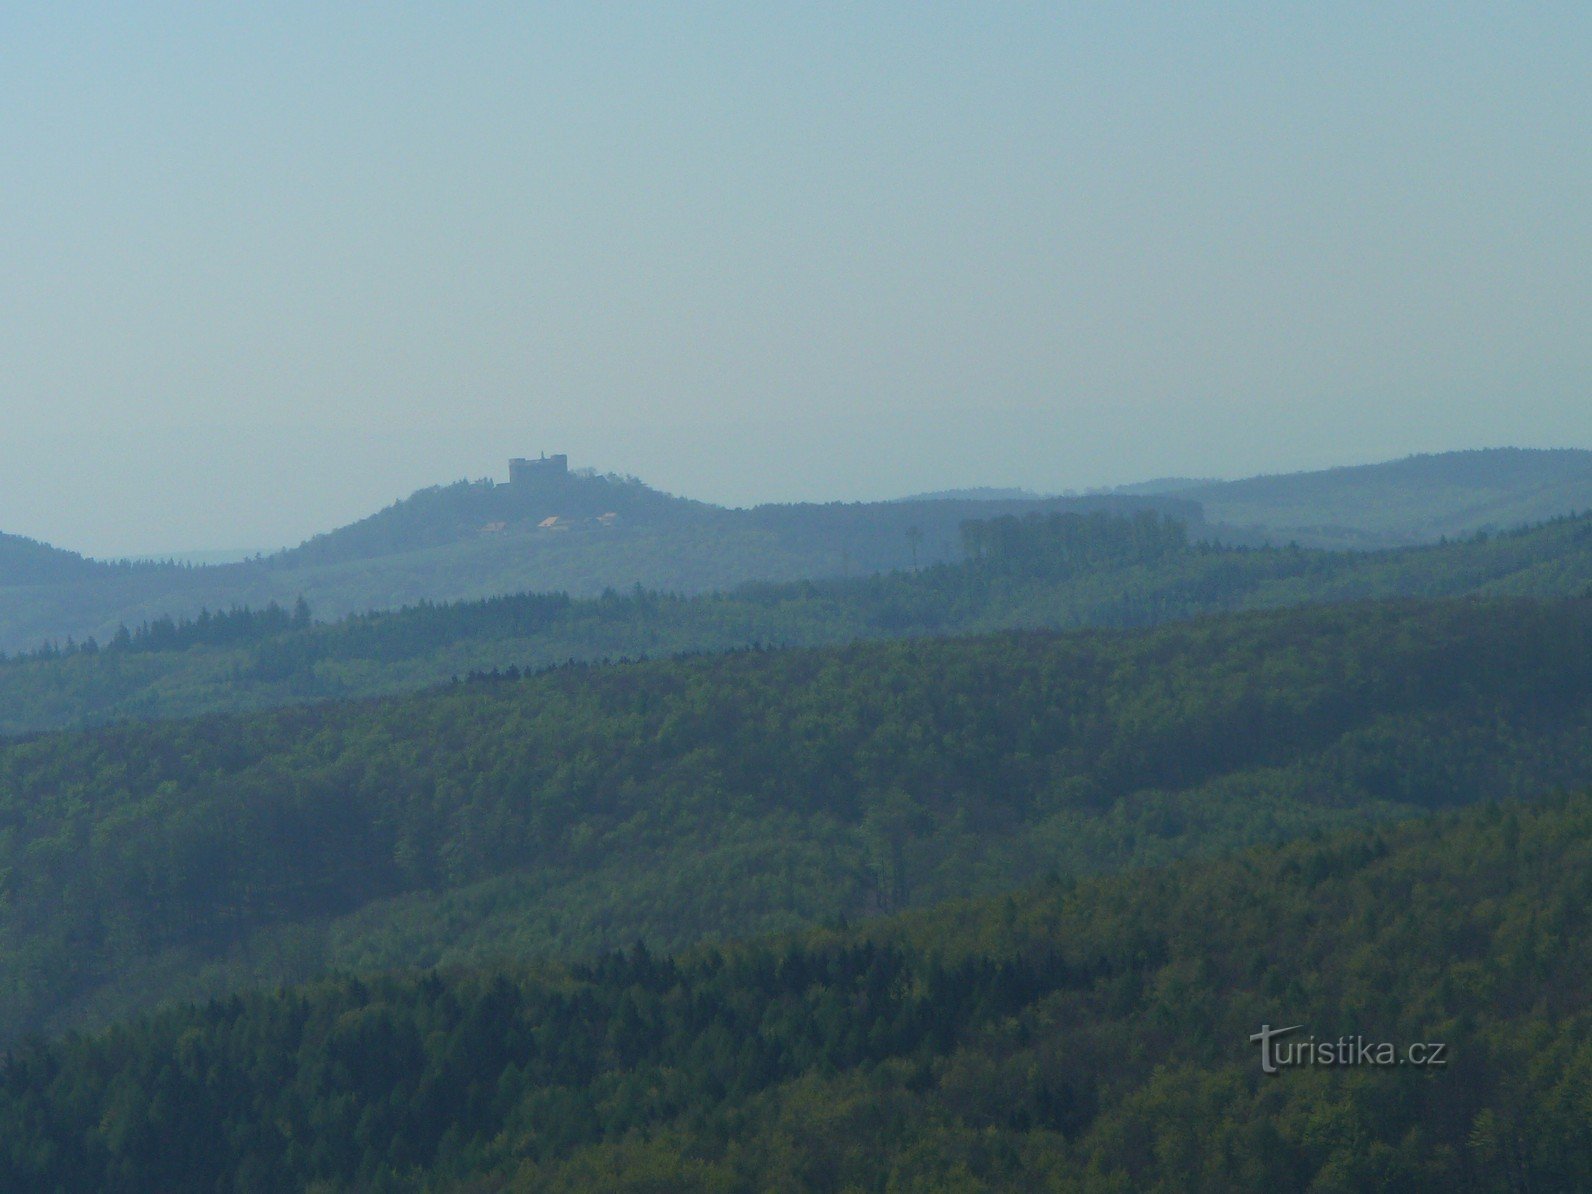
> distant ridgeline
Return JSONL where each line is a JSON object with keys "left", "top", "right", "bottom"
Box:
{"left": 0, "top": 507, "right": 1193, "bottom": 667}
{"left": 6, "top": 447, "right": 1591, "bottom": 666}
{"left": 1177, "top": 446, "right": 1592, "bottom": 547}
{"left": 2, "top": 507, "right": 1592, "bottom": 740}
{"left": 0, "top": 456, "right": 1197, "bottom": 656}
{"left": 267, "top": 456, "right": 1200, "bottom": 572}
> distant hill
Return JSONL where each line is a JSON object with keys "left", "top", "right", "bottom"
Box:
{"left": 1177, "top": 447, "right": 1592, "bottom": 547}
{"left": 0, "top": 531, "right": 106, "bottom": 585}
{"left": 272, "top": 468, "right": 711, "bottom": 569}
{"left": 903, "top": 449, "right": 1592, "bottom": 548}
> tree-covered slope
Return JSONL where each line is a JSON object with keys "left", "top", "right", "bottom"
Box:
{"left": 270, "top": 470, "right": 716, "bottom": 568}
{"left": 1179, "top": 446, "right": 1592, "bottom": 547}
{"left": 3, "top": 788, "right": 1588, "bottom": 1191}
{"left": 4, "top": 595, "right": 1592, "bottom": 1046}
{"left": 5, "top": 507, "right": 1592, "bottom": 737}
{"left": 0, "top": 531, "right": 106, "bottom": 585}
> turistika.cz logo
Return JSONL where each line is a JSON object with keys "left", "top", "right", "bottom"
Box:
{"left": 1249, "top": 1024, "right": 1447, "bottom": 1074}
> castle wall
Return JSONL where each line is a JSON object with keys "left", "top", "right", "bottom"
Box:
{"left": 509, "top": 455, "right": 568, "bottom": 485}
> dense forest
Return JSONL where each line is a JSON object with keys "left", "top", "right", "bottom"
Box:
{"left": 2, "top": 788, "right": 1586, "bottom": 1190}
{"left": 3, "top": 593, "right": 1592, "bottom": 1048}
{"left": 4, "top": 506, "right": 1592, "bottom": 736}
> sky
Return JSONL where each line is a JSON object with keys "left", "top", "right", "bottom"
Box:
{"left": 2, "top": 3, "right": 1587, "bottom": 557}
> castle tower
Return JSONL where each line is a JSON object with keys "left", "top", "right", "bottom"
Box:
{"left": 509, "top": 453, "right": 568, "bottom": 485}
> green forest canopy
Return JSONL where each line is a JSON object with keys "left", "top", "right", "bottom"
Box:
{"left": 3, "top": 593, "right": 1592, "bottom": 1047}
{"left": 3, "top": 787, "right": 1587, "bottom": 1191}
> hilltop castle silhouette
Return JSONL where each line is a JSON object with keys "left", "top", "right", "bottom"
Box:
{"left": 508, "top": 454, "right": 568, "bottom": 485}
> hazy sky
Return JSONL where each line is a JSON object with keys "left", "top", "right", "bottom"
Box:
{"left": 3, "top": 4, "right": 1587, "bottom": 556}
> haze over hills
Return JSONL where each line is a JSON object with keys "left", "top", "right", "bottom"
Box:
{"left": 0, "top": 458, "right": 1187, "bottom": 654}
{"left": 897, "top": 448, "right": 1592, "bottom": 537}
{"left": 1101, "top": 476, "right": 1216, "bottom": 496}
{"left": 265, "top": 457, "right": 1191, "bottom": 574}
{"left": 1167, "top": 447, "right": 1592, "bottom": 548}
{"left": 896, "top": 486, "right": 1045, "bottom": 502}
{"left": 898, "top": 448, "right": 1592, "bottom": 548}
{"left": 1, "top": 446, "right": 1588, "bottom": 656}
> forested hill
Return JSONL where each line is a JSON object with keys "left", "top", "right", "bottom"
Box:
{"left": 1176, "top": 446, "right": 1592, "bottom": 547}
{"left": 2, "top": 786, "right": 1587, "bottom": 1190}
{"left": 0, "top": 475, "right": 1183, "bottom": 653}
{"left": 0, "top": 531, "right": 107, "bottom": 584}
{"left": 4, "top": 594, "right": 1592, "bottom": 1045}
{"left": 269, "top": 470, "right": 713, "bottom": 568}
{"left": 4, "top": 507, "right": 1592, "bottom": 737}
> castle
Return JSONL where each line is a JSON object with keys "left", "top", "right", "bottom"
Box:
{"left": 508, "top": 454, "right": 568, "bottom": 485}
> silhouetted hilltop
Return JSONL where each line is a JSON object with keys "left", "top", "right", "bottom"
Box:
{"left": 272, "top": 464, "right": 711, "bottom": 569}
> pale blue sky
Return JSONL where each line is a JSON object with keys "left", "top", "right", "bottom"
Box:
{"left": 2, "top": 3, "right": 1586, "bottom": 555}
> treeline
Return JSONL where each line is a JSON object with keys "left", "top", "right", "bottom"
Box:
{"left": 0, "top": 598, "right": 314, "bottom": 665}
{"left": 0, "top": 530, "right": 209, "bottom": 586}
{"left": 247, "top": 591, "right": 571, "bottom": 681}
{"left": 2, "top": 788, "right": 1587, "bottom": 1190}
{"left": 4, "top": 596, "right": 1592, "bottom": 1044}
